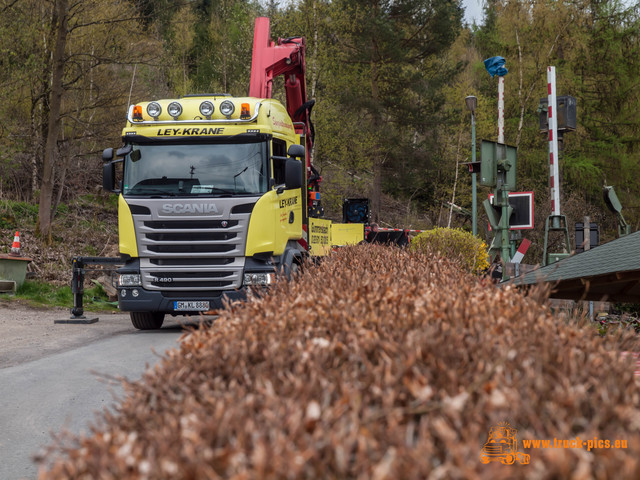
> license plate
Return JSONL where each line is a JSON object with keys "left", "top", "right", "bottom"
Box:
{"left": 174, "top": 301, "right": 210, "bottom": 311}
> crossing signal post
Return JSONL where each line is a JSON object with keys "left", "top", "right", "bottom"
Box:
{"left": 481, "top": 140, "right": 517, "bottom": 280}
{"left": 465, "top": 95, "right": 479, "bottom": 236}
{"left": 488, "top": 191, "right": 535, "bottom": 276}
{"left": 538, "top": 67, "right": 575, "bottom": 265}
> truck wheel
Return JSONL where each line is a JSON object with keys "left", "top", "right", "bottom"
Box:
{"left": 279, "top": 257, "right": 299, "bottom": 281}
{"left": 288, "top": 260, "right": 300, "bottom": 280}
{"left": 130, "top": 312, "right": 165, "bottom": 330}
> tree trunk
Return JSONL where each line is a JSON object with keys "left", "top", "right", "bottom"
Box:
{"left": 51, "top": 153, "right": 69, "bottom": 223}
{"left": 37, "top": 0, "right": 68, "bottom": 243}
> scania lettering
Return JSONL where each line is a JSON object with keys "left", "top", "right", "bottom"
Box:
{"left": 161, "top": 203, "right": 220, "bottom": 215}
{"left": 102, "top": 18, "right": 364, "bottom": 329}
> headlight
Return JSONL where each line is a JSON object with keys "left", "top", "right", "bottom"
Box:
{"left": 220, "top": 100, "right": 235, "bottom": 117}
{"left": 243, "top": 273, "right": 274, "bottom": 286}
{"left": 147, "top": 102, "right": 162, "bottom": 118}
{"left": 199, "top": 101, "right": 214, "bottom": 117}
{"left": 168, "top": 101, "right": 183, "bottom": 119}
{"left": 119, "top": 274, "right": 142, "bottom": 287}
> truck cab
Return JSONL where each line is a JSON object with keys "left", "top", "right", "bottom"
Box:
{"left": 103, "top": 95, "right": 306, "bottom": 329}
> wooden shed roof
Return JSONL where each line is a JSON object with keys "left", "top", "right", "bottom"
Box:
{"left": 511, "top": 230, "right": 640, "bottom": 303}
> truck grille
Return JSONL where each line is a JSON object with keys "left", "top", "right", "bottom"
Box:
{"left": 147, "top": 244, "right": 236, "bottom": 254}
{"left": 127, "top": 198, "right": 256, "bottom": 292}
{"left": 150, "top": 271, "right": 235, "bottom": 289}
{"left": 144, "top": 220, "right": 239, "bottom": 229}
{"left": 149, "top": 258, "right": 233, "bottom": 266}
{"left": 146, "top": 232, "right": 237, "bottom": 242}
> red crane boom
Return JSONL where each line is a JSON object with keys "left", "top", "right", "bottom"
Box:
{"left": 249, "top": 17, "right": 315, "bottom": 180}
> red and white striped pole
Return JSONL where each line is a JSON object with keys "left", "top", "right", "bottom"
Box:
{"left": 547, "top": 66, "right": 560, "bottom": 216}
{"left": 511, "top": 238, "right": 531, "bottom": 264}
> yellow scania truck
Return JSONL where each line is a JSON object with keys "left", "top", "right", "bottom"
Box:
{"left": 102, "top": 18, "right": 363, "bottom": 329}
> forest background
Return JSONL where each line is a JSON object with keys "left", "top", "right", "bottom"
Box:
{"left": 0, "top": 0, "right": 639, "bottom": 266}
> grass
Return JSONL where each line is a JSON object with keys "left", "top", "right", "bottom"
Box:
{"left": 0, "top": 200, "right": 39, "bottom": 229}
{"left": 1, "top": 280, "right": 119, "bottom": 312}
{"left": 0, "top": 195, "right": 120, "bottom": 312}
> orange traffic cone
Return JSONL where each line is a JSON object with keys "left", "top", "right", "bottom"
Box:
{"left": 9, "top": 231, "right": 20, "bottom": 257}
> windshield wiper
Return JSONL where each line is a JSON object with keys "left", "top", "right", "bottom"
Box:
{"left": 212, "top": 186, "right": 236, "bottom": 194}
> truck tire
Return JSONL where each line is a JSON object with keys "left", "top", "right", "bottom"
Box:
{"left": 286, "top": 260, "right": 299, "bottom": 280}
{"left": 130, "top": 312, "right": 165, "bottom": 330}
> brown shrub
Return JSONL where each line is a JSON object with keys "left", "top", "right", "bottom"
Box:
{"left": 40, "top": 245, "right": 640, "bottom": 479}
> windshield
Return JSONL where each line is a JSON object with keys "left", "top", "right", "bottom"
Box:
{"left": 123, "top": 142, "right": 268, "bottom": 196}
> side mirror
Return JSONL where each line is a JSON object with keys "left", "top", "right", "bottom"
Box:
{"left": 284, "top": 159, "right": 303, "bottom": 190}
{"left": 287, "top": 144, "right": 305, "bottom": 159}
{"left": 103, "top": 161, "right": 121, "bottom": 194}
{"left": 102, "top": 148, "right": 114, "bottom": 162}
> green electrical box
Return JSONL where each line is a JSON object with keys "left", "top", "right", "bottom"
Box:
{"left": 480, "top": 140, "right": 517, "bottom": 190}
{"left": 480, "top": 141, "right": 497, "bottom": 187}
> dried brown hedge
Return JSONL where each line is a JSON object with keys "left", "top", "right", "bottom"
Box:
{"left": 40, "top": 245, "right": 640, "bottom": 479}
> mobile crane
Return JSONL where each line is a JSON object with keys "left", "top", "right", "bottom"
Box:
{"left": 101, "top": 17, "right": 363, "bottom": 329}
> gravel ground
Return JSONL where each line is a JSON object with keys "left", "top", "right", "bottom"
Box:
{"left": 0, "top": 299, "right": 211, "bottom": 369}
{"left": 0, "top": 299, "right": 136, "bottom": 369}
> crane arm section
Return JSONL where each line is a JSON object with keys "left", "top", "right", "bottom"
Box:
{"left": 250, "top": 17, "right": 314, "bottom": 166}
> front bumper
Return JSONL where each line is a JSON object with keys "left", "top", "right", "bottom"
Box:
{"left": 117, "top": 286, "right": 248, "bottom": 314}
{"left": 116, "top": 256, "right": 276, "bottom": 314}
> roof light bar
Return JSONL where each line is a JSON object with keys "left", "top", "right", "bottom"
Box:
{"left": 126, "top": 101, "right": 262, "bottom": 124}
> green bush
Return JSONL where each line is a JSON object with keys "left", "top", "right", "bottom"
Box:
{"left": 410, "top": 227, "right": 489, "bottom": 274}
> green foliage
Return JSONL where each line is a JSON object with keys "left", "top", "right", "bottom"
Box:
{"left": 8, "top": 280, "right": 117, "bottom": 311}
{"left": 0, "top": 0, "right": 161, "bottom": 238}
{"left": 309, "top": 0, "right": 463, "bottom": 219}
{"left": 410, "top": 227, "right": 489, "bottom": 273}
{"left": 157, "top": 0, "right": 258, "bottom": 96}
{"left": 75, "top": 193, "right": 118, "bottom": 213}
{"left": 563, "top": 154, "right": 603, "bottom": 194}
{"left": 0, "top": 0, "right": 639, "bottom": 243}
{"left": 0, "top": 200, "right": 39, "bottom": 229}
{"left": 0, "top": 196, "right": 116, "bottom": 231}
{"left": 455, "top": 0, "right": 640, "bottom": 246}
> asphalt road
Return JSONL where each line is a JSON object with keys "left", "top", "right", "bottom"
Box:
{"left": 0, "top": 302, "right": 207, "bottom": 480}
